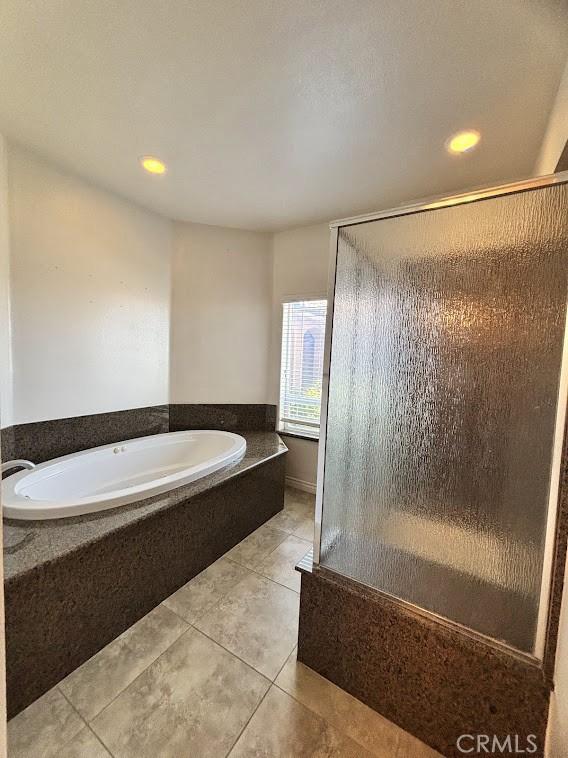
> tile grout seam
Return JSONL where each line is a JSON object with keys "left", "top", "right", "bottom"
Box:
{"left": 83, "top": 623, "right": 192, "bottom": 730}
{"left": 57, "top": 686, "right": 117, "bottom": 758}
{"left": 222, "top": 683, "right": 273, "bottom": 758}
{"left": 224, "top": 516, "right": 314, "bottom": 591}
{"left": 224, "top": 554, "right": 304, "bottom": 594}
{"left": 270, "top": 681, "right": 381, "bottom": 757}
{"left": 269, "top": 679, "right": 403, "bottom": 758}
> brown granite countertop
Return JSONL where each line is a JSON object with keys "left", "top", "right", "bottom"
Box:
{"left": 3, "top": 431, "right": 287, "bottom": 582}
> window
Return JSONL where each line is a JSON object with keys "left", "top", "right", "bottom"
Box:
{"left": 279, "top": 298, "right": 327, "bottom": 438}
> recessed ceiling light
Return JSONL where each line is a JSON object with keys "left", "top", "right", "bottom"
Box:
{"left": 446, "top": 130, "right": 481, "bottom": 155}
{"left": 140, "top": 156, "right": 167, "bottom": 175}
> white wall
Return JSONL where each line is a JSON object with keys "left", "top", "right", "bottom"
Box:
{"left": 270, "top": 222, "right": 330, "bottom": 488}
{"left": 535, "top": 58, "right": 568, "bottom": 175}
{"left": 3, "top": 142, "right": 329, "bottom": 496}
{"left": 170, "top": 222, "right": 272, "bottom": 403}
{"left": 0, "top": 137, "right": 13, "bottom": 429}
{"left": 7, "top": 145, "right": 172, "bottom": 425}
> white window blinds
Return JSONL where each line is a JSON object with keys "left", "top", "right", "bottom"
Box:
{"left": 279, "top": 299, "right": 327, "bottom": 437}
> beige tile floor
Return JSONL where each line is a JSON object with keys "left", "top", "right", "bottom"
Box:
{"left": 8, "top": 488, "right": 441, "bottom": 758}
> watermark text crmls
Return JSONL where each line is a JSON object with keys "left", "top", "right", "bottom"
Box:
{"left": 456, "top": 734, "right": 538, "bottom": 754}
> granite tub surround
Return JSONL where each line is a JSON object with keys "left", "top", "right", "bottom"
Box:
{"left": 4, "top": 432, "right": 286, "bottom": 580}
{"left": 4, "top": 431, "right": 286, "bottom": 718}
{"left": 2, "top": 405, "right": 169, "bottom": 465}
{"left": 169, "top": 403, "right": 277, "bottom": 432}
{"left": 0, "top": 403, "right": 277, "bottom": 465}
{"left": 0, "top": 423, "right": 16, "bottom": 463}
{"left": 297, "top": 565, "right": 550, "bottom": 758}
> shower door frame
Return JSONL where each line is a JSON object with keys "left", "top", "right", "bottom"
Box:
{"left": 313, "top": 170, "right": 568, "bottom": 664}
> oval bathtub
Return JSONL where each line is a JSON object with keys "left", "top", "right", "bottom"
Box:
{"left": 2, "top": 430, "right": 246, "bottom": 521}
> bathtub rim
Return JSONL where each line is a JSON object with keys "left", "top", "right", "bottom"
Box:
{"left": 2, "top": 430, "right": 247, "bottom": 521}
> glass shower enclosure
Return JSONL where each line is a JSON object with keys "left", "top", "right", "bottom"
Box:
{"left": 315, "top": 174, "right": 568, "bottom": 658}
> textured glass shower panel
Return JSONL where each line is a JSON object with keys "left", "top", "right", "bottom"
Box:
{"left": 321, "top": 184, "right": 568, "bottom": 655}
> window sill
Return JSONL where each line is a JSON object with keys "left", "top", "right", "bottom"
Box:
{"left": 278, "top": 429, "right": 320, "bottom": 443}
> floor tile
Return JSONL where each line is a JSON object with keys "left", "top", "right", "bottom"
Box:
{"left": 225, "top": 522, "right": 289, "bottom": 570}
{"left": 293, "top": 516, "right": 316, "bottom": 542}
{"left": 276, "top": 649, "right": 400, "bottom": 757}
{"left": 284, "top": 488, "right": 316, "bottom": 515}
{"left": 57, "top": 725, "right": 112, "bottom": 757}
{"left": 269, "top": 489, "right": 315, "bottom": 542}
{"left": 269, "top": 507, "right": 314, "bottom": 538}
{"left": 60, "top": 604, "right": 188, "bottom": 721}
{"left": 91, "top": 628, "right": 269, "bottom": 758}
{"left": 195, "top": 571, "right": 300, "bottom": 679}
{"left": 396, "top": 731, "right": 443, "bottom": 757}
{"left": 162, "top": 556, "right": 253, "bottom": 623}
{"left": 267, "top": 508, "right": 305, "bottom": 533}
{"left": 258, "top": 535, "right": 312, "bottom": 591}
{"left": 8, "top": 687, "right": 85, "bottom": 758}
{"left": 229, "top": 685, "right": 374, "bottom": 757}
{"left": 285, "top": 487, "right": 316, "bottom": 507}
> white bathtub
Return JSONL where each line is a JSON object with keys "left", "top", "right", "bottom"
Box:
{"left": 2, "top": 430, "right": 246, "bottom": 521}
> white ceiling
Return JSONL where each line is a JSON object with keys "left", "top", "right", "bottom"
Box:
{"left": 0, "top": 1, "right": 566, "bottom": 230}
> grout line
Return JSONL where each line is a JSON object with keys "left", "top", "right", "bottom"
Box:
{"left": 157, "top": 590, "right": 289, "bottom": 685}
{"left": 225, "top": 555, "right": 302, "bottom": 594}
{"left": 271, "top": 669, "right": 439, "bottom": 758}
{"left": 57, "top": 686, "right": 118, "bottom": 758}
{"left": 269, "top": 681, "right": 374, "bottom": 754}
{"left": 223, "top": 682, "right": 272, "bottom": 758}
{"left": 273, "top": 679, "right": 331, "bottom": 714}
{"left": 269, "top": 679, "right": 406, "bottom": 758}
{"left": 224, "top": 520, "right": 312, "bottom": 591}
{"left": 54, "top": 687, "right": 89, "bottom": 747}
{"left": 224, "top": 526, "right": 289, "bottom": 561}
{"left": 272, "top": 644, "right": 296, "bottom": 682}
{"left": 87, "top": 625, "right": 197, "bottom": 727}
{"left": 57, "top": 685, "right": 85, "bottom": 719}
{"left": 192, "top": 624, "right": 283, "bottom": 683}
{"left": 161, "top": 562, "right": 301, "bottom": 678}
{"left": 163, "top": 571, "right": 245, "bottom": 623}
{"left": 61, "top": 606, "right": 190, "bottom": 723}
{"left": 84, "top": 723, "right": 116, "bottom": 758}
